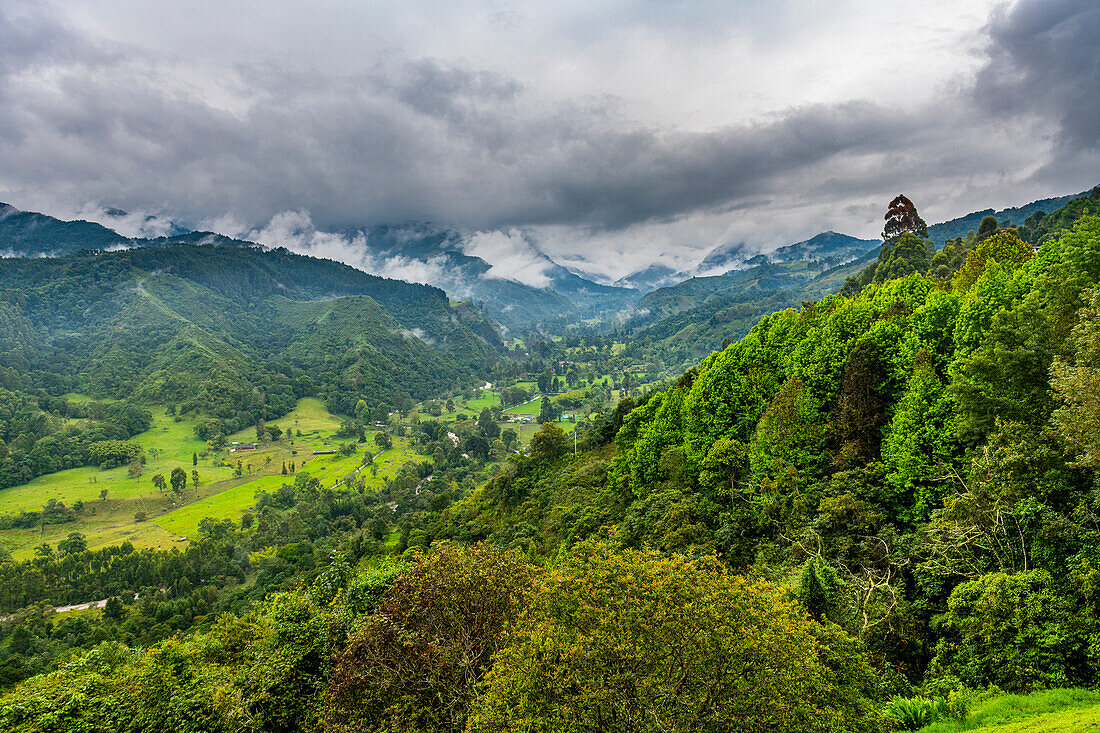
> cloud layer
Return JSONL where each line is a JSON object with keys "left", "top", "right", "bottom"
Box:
{"left": 0, "top": 0, "right": 1097, "bottom": 280}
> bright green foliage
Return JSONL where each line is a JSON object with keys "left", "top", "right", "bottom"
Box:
{"left": 468, "top": 542, "right": 887, "bottom": 733}
{"left": 881, "top": 351, "right": 955, "bottom": 521}
{"left": 885, "top": 695, "right": 949, "bottom": 730}
{"left": 929, "top": 570, "right": 1088, "bottom": 691}
{"left": 681, "top": 327, "right": 781, "bottom": 451}
{"left": 954, "top": 231, "right": 1033, "bottom": 292}
{"left": 749, "top": 376, "right": 826, "bottom": 482}
{"left": 697, "top": 435, "right": 748, "bottom": 503}
{"left": 1052, "top": 287, "right": 1100, "bottom": 467}
{"left": 918, "top": 688, "right": 1100, "bottom": 733}
{"left": 0, "top": 639, "right": 228, "bottom": 732}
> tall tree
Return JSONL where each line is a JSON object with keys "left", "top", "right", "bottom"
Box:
{"left": 882, "top": 194, "right": 928, "bottom": 240}
{"left": 170, "top": 467, "right": 187, "bottom": 495}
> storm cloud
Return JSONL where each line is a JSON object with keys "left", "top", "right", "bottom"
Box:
{"left": 0, "top": 0, "right": 1097, "bottom": 279}
{"left": 977, "top": 0, "right": 1100, "bottom": 151}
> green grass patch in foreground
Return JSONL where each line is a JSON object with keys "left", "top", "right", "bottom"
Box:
{"left": 919, "top": 688, "right": 1100, "bottom": 732}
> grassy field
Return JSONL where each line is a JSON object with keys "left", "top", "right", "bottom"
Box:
{"left": 462, "top": 389, "right": 501, "bottom": 413}
{"left": 0, "top": 398, "right": 427, "bottom": 559}
{"left": 514, "top": 418, "right": 577, "bottom": 445}
{"left": 919, "top": 689, "right": 1100, "bottom": 732}
{"left": 503, "top": 396, "right": 542, "bottom": 416}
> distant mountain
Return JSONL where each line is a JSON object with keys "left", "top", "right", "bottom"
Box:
{"left": 0, "top": 203, "right": 128, "bottom": 255}
{"left": 926, "top": 191, "right": 1085, "bottom": 246}
{"left": 339, "top": 224, "right": 634, "bottom": 330}
{"left": 695, "top": 231, "right": 879, "bottom": 277}
{"left": 614, "top": 263, "right": 682, "bottom": 292}
{"left": 0, "top": 205, "right": 632, "bottom": 332}
{"left": 624, "top": 249, "right": 879, "bottom": 365}
{"left": 696, "top": 240, "right": 754, "bottom": 274}
{"left": 99, "top": 207, "right": 191, "bottom": 238}
{"left": 0, "top": 243, "right": 500, "bottom": 418}
{"left": 768, "top": 231, "right": 880, "bottom": 264}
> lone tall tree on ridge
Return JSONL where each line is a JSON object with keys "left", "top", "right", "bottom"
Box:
{"left": 883, "top": 194, "right": 928, "bottom": 240}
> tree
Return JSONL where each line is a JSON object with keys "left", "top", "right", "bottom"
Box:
{"left": 882, "top": 194, "right": 927, "bottom": 240}
{"left": 831, "top": 339, "right": 890, "bottom": 468}
{"left": 529, "top": 423, "right": 568, "bottom": 464}
{"left": 57, "top": 532, "right": 87, "bottom": 555}
{"left": 99, "top": 488, "right": 108, "bottom": 502}
{"left": 954, "top": 230, "right": 1032, "bottom": 292}
{"left": 928, "top": 569, "right": 1085, "bottom": 691}
{"left": 500, "top": 428, "right": 518, "bottom": 450}
{"left": 537, "top": 368, "right": 552, "bottom": 394}
{"left": 192, "top": 452, "right": 198, "bottom": 466}
{"left": 469, "top": 542, "right": 886, "bottom": 733}
{"left": 537, "top": 396, "right": 561, "bottom": 424}
{"left": 170, "top": 467, "right": 187, "bottom": 495}
{"left": 873, "top": 233, "right": 933, "bottom": 283}
{"left": 103, "top": 595, "right": 125, "bottom": 621}
{"left": 976, "top": 214, "right": 999, "bottom": 241}
{"left": 1052, "top": 287, "right": 1100, "bottom": 467}
{"left": 478, "top": 408, "right": 500, "bottom": 439}
{"left": 749, "top": 377, "right": 826, "bottom": 481}
{"left": 191, "top": 469, "right": 199, "bottom": 487}
{"left": 373, "top": 432, "right": 392, "bottom": 451}
{"left": 323, "top": 544, "right": 535, "bottom": 732}
{"left": 151, "top": 474, "right": 166, "bottom": 492}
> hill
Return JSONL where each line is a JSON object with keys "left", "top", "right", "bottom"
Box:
{"left": 694, "top": 230, "right": 879, "bottom": 275}
{"left": 925, "top": 191, "right": 1084, "bottom": 245}
{"left": 622, "top": 250, "right": 878, "bottom": 364}
{"left": 0, "top": 203, "right": 128, "bottom": 255}
{"left": 0, "top": 243, "right": 499, "bottom": 494}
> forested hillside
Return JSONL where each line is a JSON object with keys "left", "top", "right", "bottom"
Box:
{"left": 431, "top": 191, "right": 1100, "bottom": 692}
{"left": 0, "top": 244, "right": 498, "bottom": 489}
{"left": 2, "top": 189, "right": 1100, "bottom": 732}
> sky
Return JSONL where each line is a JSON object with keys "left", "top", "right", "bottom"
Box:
{"left": 1, "top": 0, "right": 1098, "bottom": 283}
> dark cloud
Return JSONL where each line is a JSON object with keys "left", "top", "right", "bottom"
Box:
{"left": 976, "top": 0, "right": 1100, "bottom": 150}
{"left": 0, "top": 0, "right": 1097, "bottom": 280}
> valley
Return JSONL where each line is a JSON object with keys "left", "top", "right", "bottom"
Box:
{"left": 0, "top": 187, "right": 1098, "bottom": 732}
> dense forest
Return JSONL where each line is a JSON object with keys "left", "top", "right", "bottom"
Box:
{"left": 0, "top": 188, "right": 1099, "bottom": 731}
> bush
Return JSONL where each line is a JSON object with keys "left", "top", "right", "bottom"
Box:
{"left": 885, "top": 695, "right": 948, "bottom": 730}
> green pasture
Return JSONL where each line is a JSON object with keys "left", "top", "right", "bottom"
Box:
{"left": 0, "top": 398, "right": 424, "bottom": 558}
{"left": 503, "top": 396, "right": 542, "bottom": 416}
{"left": 514, "top": 419, "right": 576, "bottom": 445}
{"left": 461, "top": 389, "right": 501, "bottom": 413}
{"left": 0, "top": 410, "right": 233, "bottom": 516}
{"left": 156, "top": 440, "right": 422, "bottom": 539}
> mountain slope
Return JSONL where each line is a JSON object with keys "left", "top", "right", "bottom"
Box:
{"left": 926, "top": 191, "right": 1084, "bottom": 245}
{"left": 0, "top": 203, "right": 128, "bottom": 255}
{"left": 0, "top": 244, "right": 498, "bottom": 420}
{"left": 344, "top": 224, "right": 634, "bottom": 328}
